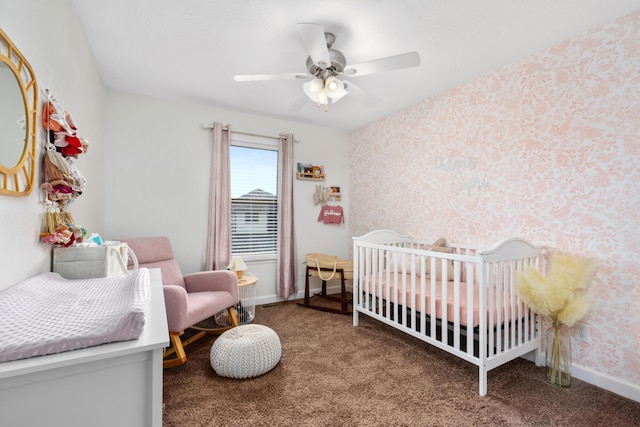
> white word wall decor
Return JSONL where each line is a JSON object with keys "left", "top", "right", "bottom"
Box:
{"left": 433, "top": 152, "right": 488, "bottom": 195}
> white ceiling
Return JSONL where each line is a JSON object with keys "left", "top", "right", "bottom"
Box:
{"left": 72, "top": 0, "right": 639, "bottom": 132}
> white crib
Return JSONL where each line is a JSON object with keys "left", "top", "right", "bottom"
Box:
{"left": 352, "top": 229, "right": 545, "bottom": 396}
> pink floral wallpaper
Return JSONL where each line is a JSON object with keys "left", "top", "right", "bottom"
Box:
{"left": 350, "top": 10, "right": 640, "bottom": 388}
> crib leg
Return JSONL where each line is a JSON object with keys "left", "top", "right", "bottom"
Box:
{"left": 353, "top": 283, "right": 359, "bottom": 326}
{"left": 479, "top": 365, "right": 488, "bottom": 396}
{"left": 534, "top": 346, "right": 543, "bottom": 367}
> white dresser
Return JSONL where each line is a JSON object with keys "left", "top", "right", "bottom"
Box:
{"left": 0, "top": 269, "right": 168, "bottom": 427}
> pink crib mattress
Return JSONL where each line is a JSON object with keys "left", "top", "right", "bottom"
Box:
{"left": 0, "top": 269, "right": 150, "bottom": 363}
{"left": 361, "top": 274, "right": 517, "bottom": 328}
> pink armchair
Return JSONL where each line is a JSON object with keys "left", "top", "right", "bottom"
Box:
{"left": 123, "top": 236, "right": 239, "bottom": 368}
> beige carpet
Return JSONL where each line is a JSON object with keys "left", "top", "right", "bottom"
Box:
{"left": 163, "top": 299, "right": 640, "bottom": 426}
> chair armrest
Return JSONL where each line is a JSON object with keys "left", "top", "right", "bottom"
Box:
{"left": 163, "top": 285, "right": 189, "bottom": 333}
{"left": 183, "top": 270, "right": 239, "bottom": 300}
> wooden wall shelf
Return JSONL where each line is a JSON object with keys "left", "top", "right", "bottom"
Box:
{"left": 296, "top": 163, "right": 324, "bottom": 181}
{"left": 297, "top": 172, "right": 325, "bottom": 181}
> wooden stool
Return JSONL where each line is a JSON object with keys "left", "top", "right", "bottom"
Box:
{"left": 297, "top": 264, "right": 352, "bottom": 315}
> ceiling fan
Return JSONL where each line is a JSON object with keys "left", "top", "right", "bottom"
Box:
{"left": 234, "top": 23, "right": 421, "bottom": 111}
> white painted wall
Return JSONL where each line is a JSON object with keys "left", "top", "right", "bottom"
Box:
{"left": 103, "top": 91, "right": 350, "bottom": 302}
{"left": 0, "top": 0, "right": 106, "bottom": 290}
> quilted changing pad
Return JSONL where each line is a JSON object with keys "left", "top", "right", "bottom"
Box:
{"left": 0, "top": 268, "right": 151, "bottom": 363}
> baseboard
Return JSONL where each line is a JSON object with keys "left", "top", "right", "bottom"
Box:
{"left": 254, "top": 283, "right": 350, "bottom": 306}
{"left": 571, "top": 363, "right": 640, "bottom": 403}
{"left": 255, "top": 291, "right": 640, "bottom": 403}
{"left": 520, "top": 351, "right": 640, "bottom": 403}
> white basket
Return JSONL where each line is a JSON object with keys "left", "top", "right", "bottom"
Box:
{"left": 215, "top": 277, "right": 256, "bottom": 326}
{"left": 52, "top": 243, "right": 137, "bottom": 279}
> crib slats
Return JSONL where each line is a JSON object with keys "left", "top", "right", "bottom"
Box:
{"left": 384, "top": 250, "right": 392, "bottom": 321}
{"left": 400, "top": 253, "right": 407, "bottom": 328}
{"left": 429, "top": 267, "right": 437, "bottom": 339}
{"left": 466, "top": 261, "right": 474, "bottom": 356}
{"left": 377, "top": 248, "right": 384, "bottom": 317}
{"left": 495, "top": 261, "right": 503, "bottom": 355}
{"left": 486, "top": 264, "right": 494, "bottom": 356}
{"left": 453, "top": 260, "right": 460, "bottom": 351}
{"left": 440, "top": 257, "right": 448, "bottom": 345}
{"left": 419, "top": 257, "right": 427, "bottom": 335}
{"left": 509, "top": 260, "right": 517, "bottom": 349}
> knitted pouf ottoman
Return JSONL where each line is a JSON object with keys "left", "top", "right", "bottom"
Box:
{"left": 210, "top": 324, "right": 281, "bottom": 379}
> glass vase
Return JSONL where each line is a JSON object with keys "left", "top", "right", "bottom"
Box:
{"left": 545, "top": 322, "right": 571, "bottom": 387}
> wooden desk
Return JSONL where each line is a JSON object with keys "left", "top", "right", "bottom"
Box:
{"left": 0, "top": 269, "right": 169, "bottom": 427}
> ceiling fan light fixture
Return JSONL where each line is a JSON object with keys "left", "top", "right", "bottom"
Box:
{"left": 303, "top": 75, "right": 348, "bottom": 109}
{"left": 330, "top": 86, "right": 348, "bottom": 103}
{"left": 317, "top": 88, "right": 329, "bottom": 105}
{"left": 324, "top": 76, "right": 340, "bottom": 92}
{"left": 309, "top": 77, "right": 324, "bottom": 93}
{"left": 324, "top": 76, "right": 347, "bottom": 102}
{"left": 303, "top": 79, "right": 322, "bottom": 102}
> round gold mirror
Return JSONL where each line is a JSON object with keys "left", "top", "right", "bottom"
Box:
{"left": 0, "top": 28, "right": 38, "bottom": 197}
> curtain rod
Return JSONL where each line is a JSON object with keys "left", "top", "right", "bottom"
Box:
{"left": 201, "top": 124, "right": 298, "bottom": 142}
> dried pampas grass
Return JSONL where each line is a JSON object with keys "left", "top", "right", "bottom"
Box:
{"left": 517, "top": 252, "right": 597, "bottom": 326}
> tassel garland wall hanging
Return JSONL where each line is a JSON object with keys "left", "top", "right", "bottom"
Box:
{"left": 39, "top": 90, "right": 89, "bottom": 246}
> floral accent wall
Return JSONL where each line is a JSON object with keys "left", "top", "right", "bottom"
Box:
{"left": 350, "top": 10, "right": 640, "bottom": 386}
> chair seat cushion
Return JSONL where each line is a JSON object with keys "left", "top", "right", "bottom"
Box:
{"left": 210, "top": 325, "right": 281, "bottom": 379}
{"left": 187, "top": 290, "right": 237, "bottom": 327}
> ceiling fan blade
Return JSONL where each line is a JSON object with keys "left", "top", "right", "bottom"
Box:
{"left": 342, "top": 51, "right": 420, "bottom": 77}
{"left": 342, "top": 80, "right": 380, "bottom": 107}
{"left": 234, "top": 73, "right": 309, "bottom": 82}
{"left": 288, "top": 95, "right": 309, "bottom": 111}
{"left": 296, "top": 23, "right": 331, "bottom": 69}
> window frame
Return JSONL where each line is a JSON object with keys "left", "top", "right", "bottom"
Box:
{"left": 229, "top": 133, "right": 280, "bottom": 262}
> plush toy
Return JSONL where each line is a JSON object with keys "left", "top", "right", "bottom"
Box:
{"left": 313, "top": 184, "right": 334, "bottom": 206}
{"left": 42, "top": 90, "right": 87, "bottom": 158}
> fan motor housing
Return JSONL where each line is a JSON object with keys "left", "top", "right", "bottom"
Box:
{"left": 306, "top": 49, "right": 346, "bottom": 75}
{"left": 305, "top": 32, "right": 346, "bottom": 76}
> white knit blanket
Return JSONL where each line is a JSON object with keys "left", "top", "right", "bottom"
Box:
{"left": 0, "top": 269, "right": 150, "bottom": 363}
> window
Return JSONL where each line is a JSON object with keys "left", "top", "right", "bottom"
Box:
{"left": 230, "top": 137, "right": 279, "bottom": 258}
{"left": 245, "top": 212, "right": 260, "bottom": 222}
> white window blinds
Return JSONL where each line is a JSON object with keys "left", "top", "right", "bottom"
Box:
{"left": 229, "top": 142, "right": 279, "bottom": 256}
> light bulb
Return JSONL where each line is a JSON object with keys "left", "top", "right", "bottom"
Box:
{"left": 309, "top": 78, "right": 324, "bottom": 93}
{"left": 324, "top": 76, "right": 347, "bottom": 102}
{"left": 318, "top": 88, "right": 328, "bottom": 105}
{"left": 303, "top": 79, "right": 321, "bottom": 102}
